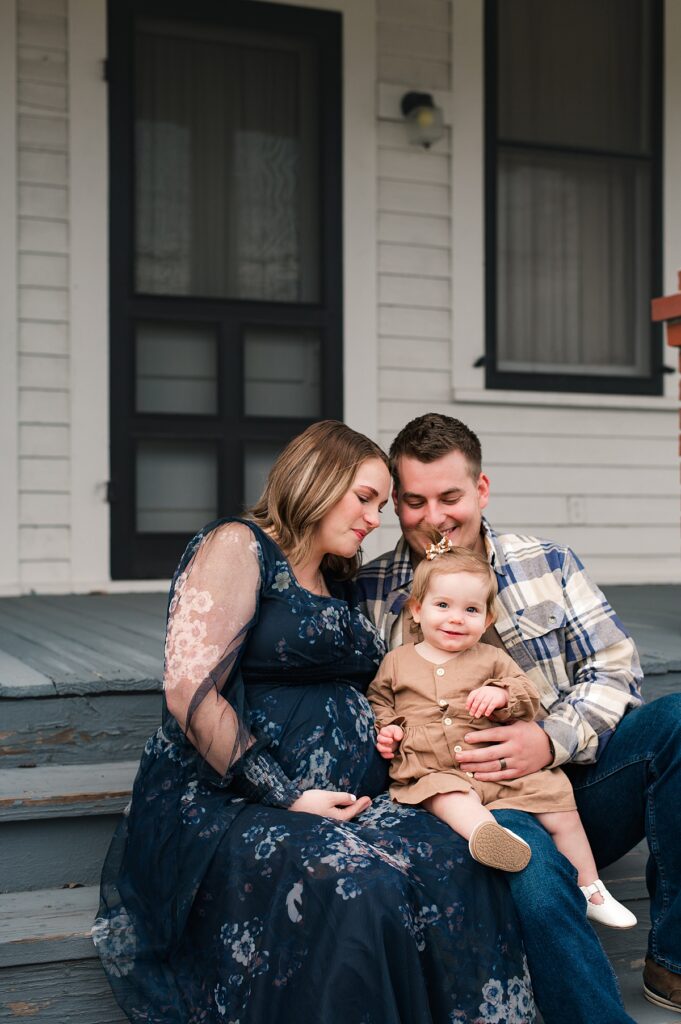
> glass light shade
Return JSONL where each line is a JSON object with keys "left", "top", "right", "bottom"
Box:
{"left": 405, "top": 104, "right": 444, "bottom": 148}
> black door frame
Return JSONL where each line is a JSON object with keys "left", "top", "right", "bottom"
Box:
{"left": 108, "top": 0, "right": 343, "bottom": 579}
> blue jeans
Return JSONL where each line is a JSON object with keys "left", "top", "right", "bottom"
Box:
{"left": 495, "top": 693, "right": 681, "bottom": 1024}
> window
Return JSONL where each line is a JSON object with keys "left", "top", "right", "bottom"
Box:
{"left": 485, "top": 0, "right": 662, "bottom": 394}
{"left": 108, "top": 0, "right": 342, "bottom": 578}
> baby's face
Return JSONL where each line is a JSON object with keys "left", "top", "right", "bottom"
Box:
{"left": 412, "top": 571, "right": 491, "bottom": 655}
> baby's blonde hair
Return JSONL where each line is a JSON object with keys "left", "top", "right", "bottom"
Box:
{"left": 409, "top": 546, "right": 498, "bottom": 624}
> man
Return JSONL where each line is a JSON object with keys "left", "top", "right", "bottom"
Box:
{"left": 357, "top": 413, "right": 681, "bottom": 1024}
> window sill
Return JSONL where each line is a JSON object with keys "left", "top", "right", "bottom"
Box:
{"left": 451, "top": 387, "right": 678, "bottom": 412}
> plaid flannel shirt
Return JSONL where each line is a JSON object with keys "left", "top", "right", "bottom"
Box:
{"left": 355, "top": 518, "right": 644, "bottom": 767}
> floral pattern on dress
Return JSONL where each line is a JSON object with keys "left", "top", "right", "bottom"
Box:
{"left": 95, "top": 519, "right": 535, "bottom": 1024}
{"left": 92, "top": 909, "right": 137, "bottom": 979}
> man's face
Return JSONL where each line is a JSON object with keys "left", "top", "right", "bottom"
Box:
{"left": 393, "top": 451, "right": 490, "bottom": 561}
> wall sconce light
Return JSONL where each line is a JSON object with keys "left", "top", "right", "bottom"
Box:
{"left": 400, "top": 91, "right": 444, "bottom": 149}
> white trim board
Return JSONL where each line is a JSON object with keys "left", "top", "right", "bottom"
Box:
{"left": 69, "top": 0, "right": 109, "bottom": 588}
{"left": 0, "top": 1, "right": 19, "bottom": 590}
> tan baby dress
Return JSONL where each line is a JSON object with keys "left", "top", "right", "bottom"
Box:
{"left": 367, "top": 642, "right": 576, "bottom": 813}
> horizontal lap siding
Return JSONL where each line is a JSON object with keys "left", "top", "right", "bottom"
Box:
{"left": 377, "top": 0, "right": 453, "bottom": 473}
{"left": 16, "top": 0, "right": 70, "bottom": 587}
{"left": 377, "top": 405, "right": 680, "bottom": 583}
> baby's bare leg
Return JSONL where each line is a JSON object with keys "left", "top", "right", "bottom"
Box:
{"left": 424, "top": 790, "right": 532, "bottom": 872}
{"left": 423, "top": 790, "right": 495, "bottom": 840}
{"left": 419, "top": 790, "right": 493, "bottom": 839}
{"left": 537, "top": 810, "right": 600, "bottom": 897}
{"left": 538, "top": 809, "right": 637, "bottom": 927}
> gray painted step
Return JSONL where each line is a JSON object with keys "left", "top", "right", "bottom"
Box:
{"left": 0, "top": 761, "right": 137, "bottom": 822}
{"left": 644, "top": 672, "right": 681, "bottom": 701}
{"left": 595, "top": 901, "right": 680, "bottom": 1023}
{"left": 0, "top": 885, "right": 99, "bottom": 968}
{"left": 0, "top": 885, "right": 672, "bottom": 1023}
{"left": 1, "top": 762, "right": 135, "bottom": 892}
{"left": 0, "top": 691, "right": 161, "bottom": 767}
{"left": 0, "top": 592, "right": 165, "bottom": 698}
{"left": 601, "top": 840, "right": 648, "bottom": 902}
{"left": 0, "top": 586, "right": 677, "bottom": 698}
{"left": 2, "top": 815, "right": 119, "bottom": 893}
{"left": 0, "top": 885, "right": 126, "bottom": 1023}
{"left": 603, "top": 585, "right": 681, "bottom": 676}
{"left": 0, "top": 959, "right": 126, "bottom": 1023}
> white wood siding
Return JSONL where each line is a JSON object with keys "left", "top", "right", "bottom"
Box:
{"left": 376, "top": 0, "right": 454, "bottom": 487}
{"left": 16, "top": 0, "right": 71, "bottom": 588}
{"left": 2, "top": 0, "right": 679, "bottom": 590}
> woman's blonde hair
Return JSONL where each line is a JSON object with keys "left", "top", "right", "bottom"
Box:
{"left": 409, "top": 546, "right": 498, "bottom": 623}
{"left": 245, "top": 420, "right": 388, "bottom": 579}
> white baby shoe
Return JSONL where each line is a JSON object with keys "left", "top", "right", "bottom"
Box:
{"left": 468, "top": 821, "right": 532, "bottom": 872}
{"left": 580, "top": 879, "right": 637, "bottom": 929}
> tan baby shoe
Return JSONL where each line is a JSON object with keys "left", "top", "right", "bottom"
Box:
{"left": 468, "top": 821, "right": 532, "bottom": 872}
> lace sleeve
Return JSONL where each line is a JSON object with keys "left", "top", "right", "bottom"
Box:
{"left": 163, "top": 520, "right": 301, "bottom": 807}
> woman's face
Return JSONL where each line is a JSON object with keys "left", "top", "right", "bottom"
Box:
{"left": 314, "top": 458, "right": 391, "bottom": 558}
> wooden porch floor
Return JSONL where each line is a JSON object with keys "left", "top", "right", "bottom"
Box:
{"left": 0, "top": 584, "right": 679, "bottom": 1022}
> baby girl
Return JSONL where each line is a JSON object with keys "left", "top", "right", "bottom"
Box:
{"left": 367, "top": 542, "right": 635, "bottom": 929}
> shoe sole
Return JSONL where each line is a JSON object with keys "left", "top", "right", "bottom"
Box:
{"left": 586, "top": 908, "right": 637, "bottom": 930}
{"left": 469, "top": 822, "right": 531, "bottom": 873}
{"left": 643, "top": 983, "right": 681, "bottom": 1014}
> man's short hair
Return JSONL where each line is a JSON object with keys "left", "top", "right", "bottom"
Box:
{"left": 389, "top": 413, "right": 482, "bottom": 487}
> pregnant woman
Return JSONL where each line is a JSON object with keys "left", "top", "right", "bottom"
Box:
{"left": 93, "top": 420, "right": 534, "bottom": 1023}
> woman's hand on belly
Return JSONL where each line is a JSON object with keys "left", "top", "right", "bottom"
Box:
{"left": 289, "top": 789, "right": 371, "bottom": 820}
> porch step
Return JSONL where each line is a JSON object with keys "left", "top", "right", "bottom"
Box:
{"left": 0, "top": 690, "right": 162, "bottom": 768}
{"left": 0, "top": 885, "right": 673, "bottom": 1024}
{"left": 600, "top": 839, "right": 649, "bottom": 903}
{"left": 0, "top": 760, "right": 137, "bottom": 823}
{"left": 0, "top": 885, "right": 126, "bottom": 1023}
{"left": 0, "top": 761, "right": 136, "bottom": 892}
{"left": 0, "top": 884, "right": 99, "bottom": 968}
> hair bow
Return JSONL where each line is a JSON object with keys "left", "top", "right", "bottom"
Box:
{"left": 425, "top": 536, "right": 454, "bottom": 560}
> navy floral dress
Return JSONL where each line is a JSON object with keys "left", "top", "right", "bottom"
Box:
{"left": 94, "top": 520, "right": 535, "bottom": 1024}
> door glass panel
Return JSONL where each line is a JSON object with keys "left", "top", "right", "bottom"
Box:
{"left": 136, "top": 321, "right": 218, "bottom": 414}
{"left": 244, "top": 328, "right": 321, "bottom": 417}
{"left": 135, "top": 21, "right": 320, "bottom": 302}
{"left": 136, "top": 440, "right": 217, "bottom": 533}
{"left": 243, "top": 441, "right": 283, "bottom": 508}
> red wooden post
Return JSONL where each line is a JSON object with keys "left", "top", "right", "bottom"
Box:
{"left": 651, "top": 272, "right": 681, "bottom": 466}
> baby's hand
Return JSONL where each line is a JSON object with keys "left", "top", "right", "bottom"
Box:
{"left": 376, "top": 724, "right": 404, "bottom": 759}
{"left": 466, "top": 685, "right": 508, "bottom": 719}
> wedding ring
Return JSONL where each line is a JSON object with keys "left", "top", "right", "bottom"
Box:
{"left": 499, "top": 758, "right": 507, "bottom": 771}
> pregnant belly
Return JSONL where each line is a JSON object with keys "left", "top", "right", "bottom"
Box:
{"left": 246, "top": 681, "right": 388, "bottom": 798}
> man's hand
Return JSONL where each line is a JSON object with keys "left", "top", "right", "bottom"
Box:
{"left": 455, "top": 720, "right": 553, "bottom": 780}
{"left": 376, "top": 724, "right": 404, "bottom": 759}
{"left": 289, "top": 790, "right": 371, "bottom": 819}
{"left": 466, "top": 684, "right": 508, "bottom": 719}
